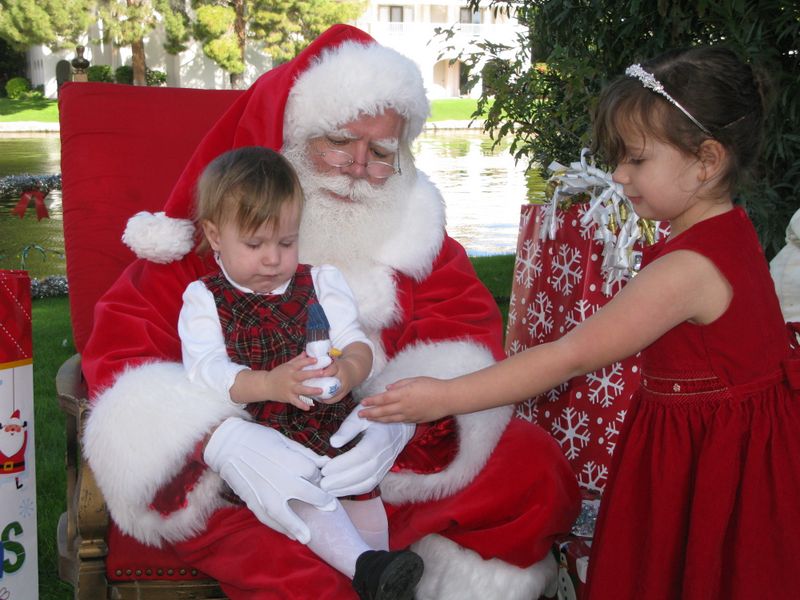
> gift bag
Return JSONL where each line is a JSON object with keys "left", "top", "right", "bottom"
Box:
{"left": 0, "top": 270, "right": 38, "bottom": 598}
{"left": 511, "top": 151, "right": 665, "bottom": 600}
{"left": 507, "top": 202, "right": 642, "bottom": 497}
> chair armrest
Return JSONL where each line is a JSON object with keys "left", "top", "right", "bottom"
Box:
{"left": 57, "top": 353, "right": 109, "bottom": 593}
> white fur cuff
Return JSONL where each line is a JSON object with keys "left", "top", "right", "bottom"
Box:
{"left": 412, "top": 534, "right": 557, "bottom": 600}
{"left": 84, "top": 360, "right": 246, "bottom": 545}
{"left": 368, "top": 340, "right": 514, "bottom": 504}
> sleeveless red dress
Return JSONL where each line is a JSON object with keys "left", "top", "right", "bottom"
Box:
{"left": 585, "top": 207, "right": 800, "bottom": 599}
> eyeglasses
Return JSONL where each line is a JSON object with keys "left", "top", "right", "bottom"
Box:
{"left": 312, "top": 138, "right": 401, "bottom": 179}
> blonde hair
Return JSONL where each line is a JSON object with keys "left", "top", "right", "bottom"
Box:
{"left": 195, "top": 146, "right": 304, "bottom": 253}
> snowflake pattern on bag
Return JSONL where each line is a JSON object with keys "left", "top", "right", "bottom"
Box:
{"left": 507, "top": 204, "right": 645, "bottom": 495}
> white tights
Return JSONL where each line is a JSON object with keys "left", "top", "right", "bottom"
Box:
{"left": 289, "top": 496, "right": 389, "bottom": 578}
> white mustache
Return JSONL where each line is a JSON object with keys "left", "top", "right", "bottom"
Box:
{"left": 304, "top": 169, "right": 383, "bottom": 203}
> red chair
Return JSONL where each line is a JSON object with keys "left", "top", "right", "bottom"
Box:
{"left": 56, "top": 81, "right": 243, "bottom": 599}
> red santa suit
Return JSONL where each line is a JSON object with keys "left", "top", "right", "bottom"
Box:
{"left": 81, "top": 24, "right": 579, "bottom": 599}
{"left": 0, "top": 409, "right": 27, "bottom": 480}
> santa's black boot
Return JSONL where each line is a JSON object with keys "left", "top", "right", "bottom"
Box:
{"left": 352, "top": 549, "right": 424, "bottom": 600}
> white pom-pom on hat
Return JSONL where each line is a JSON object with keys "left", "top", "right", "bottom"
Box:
{"left": 122, "top": 211, "right": 196, "bottom": 264}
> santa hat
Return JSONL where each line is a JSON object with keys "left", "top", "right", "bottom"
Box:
{"left": 122, "top": 24, "right": 430, "bottom": 264}
{"left": 6, "top": 409, "right": 22, "bottom": 427}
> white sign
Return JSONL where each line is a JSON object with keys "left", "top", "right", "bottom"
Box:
{"left": 0, "top": 269, "right": 38, "bottom": 599}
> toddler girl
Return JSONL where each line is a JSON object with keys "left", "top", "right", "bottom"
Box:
{"left": 360, "top": 46, "right": 800, "bottom": 598}
{"left": 179, "top": 146, "right": 423, "bottom": 600}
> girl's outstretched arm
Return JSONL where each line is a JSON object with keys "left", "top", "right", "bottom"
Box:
{"left": 360, "top": 247, "right": 732, "bottom": 422}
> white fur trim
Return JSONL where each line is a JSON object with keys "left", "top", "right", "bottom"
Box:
{"left": 411, "top": 534, "right": 557, "bottom": 600}
{"left": 771, "top": 244, "right": 800, "bottom": 322}
{"left": 122, "top": 211, "right": 196, "bottom": 264}
{"left": 371, "top": 171, "right": 445, "bottom": 281}
{"left": 357, "top": 340, "right": 513, "bottom": 504}
{"left": 83, "top": 361, "right": 247, "bottom": 545}
{"left": 284, "top": 40, "right": 429, "bottom": 145}
{"left": 299, "top": 173, "right": 446, "bottom": 343}
{"left": 770, "top": 207, "right": 800, "bottom": 322}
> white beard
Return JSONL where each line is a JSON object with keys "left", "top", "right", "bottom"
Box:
{"left": 284, "top": 142, "right": 421, "bottom": 340}
{"left": 283, "top": 142, "right": 416, "bottom": 269}
{"left": 0, "top": 428, "right": 24, "bottom": 458}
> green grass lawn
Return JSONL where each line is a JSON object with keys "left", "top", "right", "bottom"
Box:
{"left": 0, "top": 97, "right": 59, "bottom": 122}
{"left": 29, "top": 254, "right": 514, "bottom": 598}
{"left": 0, "top": 97, "right": 479, "bottom": 124}
{"left": 31, "top": 296, "right": 76, "bottom": 599}
{"left": 429, "top": 98, "right": 487, "bottom": 122}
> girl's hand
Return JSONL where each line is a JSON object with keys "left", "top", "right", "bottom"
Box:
{"left": 313, "top": 358, "right": 347, "bottom": 405}
{"left": 358, "top": 377, "right": 452, "bottom": 423}
{"left": 315, "top": 342, "right": 373, "bottom": 405}
{"left": 233, "top": 353, "right": 328, "bottom": 411}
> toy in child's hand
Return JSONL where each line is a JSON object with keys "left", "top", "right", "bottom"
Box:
{"left": 301, "top": 303, "right": 341, "bottom": 403}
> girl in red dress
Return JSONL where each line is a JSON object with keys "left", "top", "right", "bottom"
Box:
{"left": 359, "top": 46, "right": 800, "bottom": 599}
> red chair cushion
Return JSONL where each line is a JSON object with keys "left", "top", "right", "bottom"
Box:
{"left": 106, "top": 522, "right": 213, "bottom": 582}
{"left": 58, "top": 81, "right": 243, "bottom": 580}
{"left": 58, "top": 82, "right": 244, "bottom": 353}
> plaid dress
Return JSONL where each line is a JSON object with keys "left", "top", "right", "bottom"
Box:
{"left": 201, "top": 264, "right": 358, "bottom": 458}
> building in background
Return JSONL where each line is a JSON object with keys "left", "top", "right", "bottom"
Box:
{"left": 26, "top": 18, "right": 272, "bottom": 98}
{"left": 27, "top": 2, "right": 523, "bottom": 99}
{"left": 356, "top": 1, "right": 524, "bottom": 98}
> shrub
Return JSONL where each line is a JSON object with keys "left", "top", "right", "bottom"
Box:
{"left": 114, "top": 65, "right": 133, "bottom": 84}
{"left": 146, "top": 68, "right": 167, "bottom": 87}
{"left": 114, "top": 65, "right": 166, "bottom": 86}
{"left": 457, "top": 0, "right": 799, "bottom": 257}
{"left": 87, "top": 65, "right": 114, "bottom": 83}
{"left": 5, "top": 76, "right": 30, "bottom": 100}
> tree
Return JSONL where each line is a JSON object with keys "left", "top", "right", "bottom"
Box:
{"left": 249, "top": 0, "right": 365, "bottom": 63}
{"left": 193, "top": 0, "right": 246, "bottom": 88}
{"left": 97, "top": 0, "right": 190, "bottom": 85}
{"left": 456, "top": 0, "right": 800, "bottom": 257}
{"left": 0, "top": 37, "right": 25, "bottom": 94}
{"left": 0, "top": 0, "right": 92, "bottom": 50}
{"left": 192, "top": 0, "right": 365, "bottom": 88}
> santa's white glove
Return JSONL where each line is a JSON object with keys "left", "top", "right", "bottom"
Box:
{"left": 320, "top": 405, "right": 415, "bottom": 497}
{"left": 204, "top": 417, "right": 336, "bottom": 544}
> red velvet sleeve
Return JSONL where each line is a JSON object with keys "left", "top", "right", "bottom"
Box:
{"left": 81, "top": 253, "right": 213, "bottom": 395}
{"left": 381, "top": 235, "right": 506, "bottom": 473}
{"left": 380, "top": 235, "right": 505, "bottom": 361}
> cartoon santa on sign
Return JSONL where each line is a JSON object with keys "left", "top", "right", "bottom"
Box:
{"left": 0, "top": 409, "right": 27, "bottom": 489}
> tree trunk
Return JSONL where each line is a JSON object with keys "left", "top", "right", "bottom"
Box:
{"left": 131, "top": 38, "right": 147, "bottom": 86}
{"left": 126, "top": 0, "right": 147, "bottom": 86}
{"left": 230, "top": 0, "right": 246, "bottom": 89}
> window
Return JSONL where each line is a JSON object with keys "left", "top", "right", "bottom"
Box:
{"left": 378, "top": 5, "right": 412, "bottom": 25}
{"left": 430, "top": 5, "right": 447, "bottom": 23}
{"left": 459, "top": 7, "right": 481, "bottom": 24}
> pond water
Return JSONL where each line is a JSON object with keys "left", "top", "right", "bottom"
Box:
{"left": 0, "top": 134, "right": 64, "bottom": 279}
{"left": 412, "top": 129, "right": 545, "bottom": 256}
{"left": 0, "top": 130, "right": 543, "bottom": 278}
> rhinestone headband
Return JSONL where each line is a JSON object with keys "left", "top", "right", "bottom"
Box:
{"left": 625, "top": 64, "right": 712, "bottom": 136}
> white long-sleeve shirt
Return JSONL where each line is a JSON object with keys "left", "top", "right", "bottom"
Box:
{"left": 178, "top": 263, "right": 373, "bottom": 402}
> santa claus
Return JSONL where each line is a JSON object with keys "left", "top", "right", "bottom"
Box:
{"left": 81, "top": 24, "right": 579, "bottom": 600}
{"left": 0, "top": 409, "right": 27, "bottom": 489}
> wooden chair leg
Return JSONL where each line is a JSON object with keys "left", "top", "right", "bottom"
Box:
{"left": 57, "top": 353, "right": 110, "bottom": 599}
{"left": 56, "top": 354, "right": 227, "bottom": 599}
